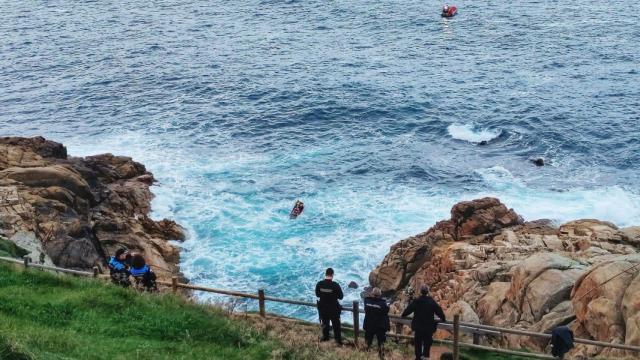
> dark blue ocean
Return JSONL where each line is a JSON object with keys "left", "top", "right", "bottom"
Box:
{"left": 1, "top": 0, "right": 639, "bottom": 319}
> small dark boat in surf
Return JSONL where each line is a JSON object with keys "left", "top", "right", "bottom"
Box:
{"left": 290, "top": 200, "right": 304, "bottom": 219}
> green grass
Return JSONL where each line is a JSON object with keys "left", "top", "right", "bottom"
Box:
{"left": 0, "top": 263, "right": 283, "bottom": 360}
{"left": 0, "top": 261, "right": 544, "bottom": 360}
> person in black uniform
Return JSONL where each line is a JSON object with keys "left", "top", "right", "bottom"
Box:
{"left": 315, "top": 267, "right": 344, "bottom": 344}
{"left": 401, "top": 285, "right": 446, "bottom": 360}
{"left": 363, "top": 287, "right": 390, "bottom": 357}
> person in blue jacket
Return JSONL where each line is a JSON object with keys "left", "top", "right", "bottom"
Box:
{"left": 108, "top": 248, "right": 131, "bottom": 287}
{"left": 130, "top": 253, "right": 158, "bottom": 292}
{"left": 363, "top": 287, "right": 390, "bottom": 357}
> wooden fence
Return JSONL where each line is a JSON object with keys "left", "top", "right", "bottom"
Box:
{"left": 2, "top": 255, "right": 640, "bottom": 359}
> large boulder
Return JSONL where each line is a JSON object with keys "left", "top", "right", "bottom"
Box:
{"left": 451, "top": 197, "right": 523, "bottom": 239}
{"left": 0, "top": 165, "right": 94, "bottom": 202}
{"left": 507, "top": 253, "right": 585, "bottom": 322}
{"left": 0, "top": 136, "right": 67, "bottom": 159}
{"left": 571, "top": 255, "right": 640, "bottom": 345}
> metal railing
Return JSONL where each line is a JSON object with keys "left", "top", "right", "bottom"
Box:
{"left": 2, "top": 255, "right": 640, "bottom": 359}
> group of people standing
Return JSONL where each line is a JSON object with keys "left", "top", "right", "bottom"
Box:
{"left": 315, "top": 268, "right": 446, "bottom": 360}
{"left": 108, "top": 248, "right": 158, "bottom": 292}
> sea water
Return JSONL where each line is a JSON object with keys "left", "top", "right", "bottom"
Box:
{"left": 1, "top": 0, "right": 639, "bottom": 319}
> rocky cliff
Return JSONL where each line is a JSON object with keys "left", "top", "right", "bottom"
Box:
{"left": 0, "top": 136, "right": 185, "bottom": 281}
{"left": 370, "top": 197, "right": 640, "bottom": 359}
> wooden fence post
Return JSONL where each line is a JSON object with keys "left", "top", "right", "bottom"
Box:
{"left": 473, "top": 332, "right": 480, "bottom": 345}
{"left": 23, "top": 256, "right": 30, "bottom": 268}
{"left": 453, "top": 314, "right": 460, "bottom": 360}
{"left": 352, "top": 300, "right": 360, "bottom": 347}
{"left": 92, "top": 266, "right": 99, "bottom": 277}
{"left": 258, "top": 289, "right": 266, "bottom": 318}
{"left": 171, "top": 276, "right": 178, "bottom": 293}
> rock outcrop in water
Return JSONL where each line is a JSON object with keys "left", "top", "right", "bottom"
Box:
{"left": 0, "top": 136, "right": 185, "bottom": 281}
{"left": 370, "top": 197, "right": 640, "bottom": 359}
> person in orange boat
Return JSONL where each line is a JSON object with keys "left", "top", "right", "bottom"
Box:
{"left": 442, "top": 4, "right": 458, "bottom": 18}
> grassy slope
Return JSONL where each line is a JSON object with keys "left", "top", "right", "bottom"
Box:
{"left": 0, "top": 262, "right": 532, "bottom": 360}
{"left": 0, "top": 263, "right": 281, "bottom": 360}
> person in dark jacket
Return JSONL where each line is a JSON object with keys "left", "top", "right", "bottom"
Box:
{"left": 401, "top": 285, "right": 446, "bottom": 360}
{"left": 551, "top": 326, "right": 574, "bottom": 359}
{"left": 108, "top": 248, "right": 131, "bottom": 287}
{"left": 315, "top": 267, "right": 344, "bottom": 344}
{"left": 130, "top": 253, "right": 158, "bottom": 292}
{"left": 363, "top": 287, "right": 390, "bottom": 357}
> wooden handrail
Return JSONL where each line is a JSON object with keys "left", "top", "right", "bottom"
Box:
{"left": 2, "top": 256, "right": 639, "bottom": 354}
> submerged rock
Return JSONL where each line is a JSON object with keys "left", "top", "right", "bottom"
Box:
{"left": 531, "top": 158, "right": 545, "bottom": 166}
{"left": 0, "top": 137, "right": 185, "bottom": 281}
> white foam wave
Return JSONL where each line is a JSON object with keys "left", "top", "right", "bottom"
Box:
{"left": 474, "top": 166, "right": 640, "bottom": 226}
{"left": 448, "top": 123, "right": 502, "bottom": 143}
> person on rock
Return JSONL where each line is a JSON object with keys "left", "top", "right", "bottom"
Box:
{"left": 130, "top": 253, "right": 158, "bottom": 292}
{"left": 363, "top": 287, "right": 390, "bottom": 357}
{"left": 108, "top": 248, "right": 131, "bottom": 287}
{"left": 315, "top": 267, "right": 344, "bottom": 344}
{"left": 401, "top": 285, "right": 446, "bottom": 360}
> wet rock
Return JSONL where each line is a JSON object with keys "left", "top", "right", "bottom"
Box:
{"left": 348, "top": 281, "right": 358, "bottom": 289}
{"left": 531, "top": 158, "right": 545, "bottom": 166}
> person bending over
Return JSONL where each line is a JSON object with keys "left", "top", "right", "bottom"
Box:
{"left": 364, "top": 287, "right": 390, "bottom": 357}
{"left": 401, "top": 285, "right": 446, "bottom": 360}
{"left": 315, "top": 267, "right": 344, "bottom": 344}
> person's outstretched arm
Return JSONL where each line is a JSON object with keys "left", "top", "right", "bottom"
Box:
{"left": 401, "top": 301, "right": 415, "bottom": 317}
{"left": 434, "top": 301, "right": 446, "bottom": 322}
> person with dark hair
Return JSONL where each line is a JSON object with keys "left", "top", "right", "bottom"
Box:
{"left": 551, "top": 326, "right": 574, "bottom": 359}
{"left": 315, "top": 267, "right": 344, "bottom": 344}
{"left": 108, "top": 248, "right": 131, "bottom": 287}
{"left": 130, "top": 253, "right": 158, "bottom": 292}
{"left": 401, "top": 285, "right": 446, "bottom": 360}
{"left": 364, "top": 287, "right": 390, "bottom": 357}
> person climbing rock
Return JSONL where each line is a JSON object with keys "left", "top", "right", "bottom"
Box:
{"left": 290, "top": 200, "right": 305, "bottom": 219}
{"left": 315, "top": 267, "right": 344, "bottom": 344}
{"left": 401, "top": 285, "right": 446, "bottom": 360}
{"left": 364, "top": 287, "right": 390, "bottom": 358}
{"left": 108, "top": 248, "right": 131, "bottom": 287}
{"left": 130, "top": 253, "right": 158, "bottom": 292}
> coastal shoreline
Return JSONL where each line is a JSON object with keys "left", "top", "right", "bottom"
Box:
{"left": 0, "top": 136, "right": 186, "bottom": 282}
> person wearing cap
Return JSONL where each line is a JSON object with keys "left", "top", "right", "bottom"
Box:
{"left": 315, "top": 268, "right": 344, "bottom": 344}
{"left": 108, "top": 248, "right": 131, "bottom": 287}
{"left": 401, "top": 285, "right": 446, "bottom": 360}
{"left": 363, "top": 287, "right": 390, "bottom": 357}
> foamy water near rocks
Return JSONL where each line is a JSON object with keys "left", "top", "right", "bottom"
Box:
{"left": 0, "top": 136, "right": 185, "bottom": 281}
{"left": 370, "top": 197, "right": 640, "bottom": 359}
